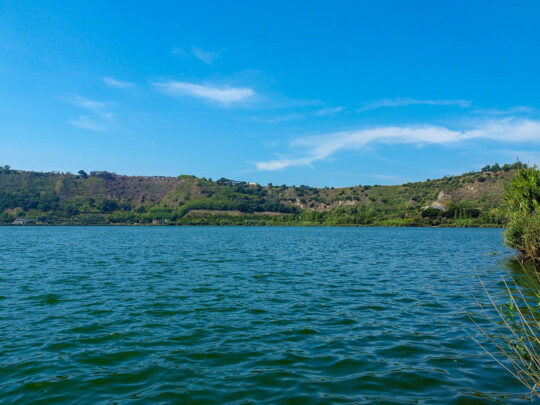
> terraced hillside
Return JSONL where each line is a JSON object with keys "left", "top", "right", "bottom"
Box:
{"left": 0, "top": 163, "right": 526, "bottom": 226}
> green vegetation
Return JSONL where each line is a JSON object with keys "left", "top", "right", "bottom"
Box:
{"left": 474, "top": 261, "right": 540, "bottom": 397}
{"left": 0, "top": 162, "right": 527, "bottom": 227}
{"left": 499, "top": 166, "right": 540, "bottom": 262}
{"left": 472, "top": 166, "right": 539, "bottom": 396}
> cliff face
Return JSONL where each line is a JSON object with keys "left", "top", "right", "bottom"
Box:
{"left": 428, "top": 170, "right": 514, "bottom": 210}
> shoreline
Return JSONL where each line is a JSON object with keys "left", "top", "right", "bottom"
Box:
{"left": 0, "top": 223, "right": 504, "bottom": 228}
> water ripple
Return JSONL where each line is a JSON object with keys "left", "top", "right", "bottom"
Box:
{"left": 0, "top": 226, "right": 531, "bottom": 403}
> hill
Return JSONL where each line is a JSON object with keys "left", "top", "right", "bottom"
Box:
{"left": 0, "top": 163, "right": 526, "bottom": 226}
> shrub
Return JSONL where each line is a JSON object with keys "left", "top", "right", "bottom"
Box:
{"left": 499, "top": 166, "right": 540, "bottom": 262}
{"left": 421, "top": 207, "right": 442, "bottom": 219}
{"left": 504, "top": 214, "right": 540, "bottom": 263}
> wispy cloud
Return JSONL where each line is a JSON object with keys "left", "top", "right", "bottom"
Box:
{"left": 250, "top": 106, "right": 343, "bottom": 124}
{"left": 67, "top": 113, "right": 114, "bottom": 131}
{"left": 171, "top": 46, "right": 185, "bottom": 56}
{"left": 67, "top": 116, "right": 104, "bottom": 131}
{"left": 171, "top": 46, "right": 221, "bottom": 64}
{"left": 103, "top": 76, "right": 134, "bottom": 89}
{"left": 250, "top": 113, "right": 305, "bottom": 124}
{"left": 315, "top": 106, "right": 344, "bottom": 116}
{"left": 191, "top": 47, "right": 220, "bottom": 64}
{"left": 473, "top": 106, "right": 536, "bottom": 116}
{"left": 357, "top": 98, "right": 471, "bottom": 112}
{"left": 65, "top": 95, "right": 107, "bottom": 111}
{"left": 155, "top": 81, "right": 255, "bottom": 104}
{"left": 64, "top": 95, "right": 115, "bottom": 131}
{"left": 255, "top": 118, "right": 540, "bottom": 170}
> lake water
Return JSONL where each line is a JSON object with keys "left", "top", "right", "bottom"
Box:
{"left": 0, "top": 227, "right": 532, "bottom": 403}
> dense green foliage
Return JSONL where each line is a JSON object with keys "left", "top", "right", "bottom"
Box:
{"left": 499, "top": 166, "right": 540, "bottom": 261}
{"left": 0, "top": 162, "right": 526, "bottom": 227}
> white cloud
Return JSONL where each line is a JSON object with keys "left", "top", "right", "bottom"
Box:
{"left": 358, "top": 98, "right": 471, "bottom": 112}
{"left": 315, "top": 106, "right": 344, "bottom": 116}
{"left": 66, "top": 95, "right": 106, "bottom": 111}
{"left": 254, "top": 118, "right": 540, "bottom": 170}
{"left": 473, "top": 106, "right": 536, "bottom": 115}
{"left": 171, "top": 46, "right": 220, "bottom": 64}
{"left": 103, "top": 76, "right": 134, "bottom": 89}
{"left": 250, "top": 106, "right": 343, "bottom": 124}
{"left": 460, "top": 119, "right": 540, "bottom": 142}
{"left": 255, "top": 157, "right": 316, "bottom": 170}
{"left": 191, "top": 47, "right": 219, "bottom": 64}
{"left": 65, "top": 95, "right": 115, "bottom": 131}
{"left": 67, "top": 115, "right": 105, "bottom": 131}
{"left": 155, "top": 81, "right": 255, "bottom": 104}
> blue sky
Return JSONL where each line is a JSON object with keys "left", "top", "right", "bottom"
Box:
{"left": 1, "top": 1, "right": 539, "bottom": 187}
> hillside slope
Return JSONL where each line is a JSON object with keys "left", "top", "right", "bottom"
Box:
{"left": 0, "top": 163, "right": 525, "bottom": 226}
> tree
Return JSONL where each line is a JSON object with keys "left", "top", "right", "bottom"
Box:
{"left": 98, "top": 199, "right": 119, "bottom": 213}
{"left": 78, "top": 170, "right": 88, "bottom": 179}
{"left": 499, "top": 166, "right": 540, "bottom": 262}
{"left": 421, "top": 207, "right": 442, "bottom": 219}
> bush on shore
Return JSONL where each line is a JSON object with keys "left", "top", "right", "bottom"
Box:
{"left": 500, "top": 166, "right": 540, "bottom": 262}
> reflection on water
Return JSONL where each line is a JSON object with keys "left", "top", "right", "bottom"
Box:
{"left": 0, "top": 226, "right": 533, "bottom": 403}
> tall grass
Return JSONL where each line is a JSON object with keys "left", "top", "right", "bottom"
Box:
{"left": 472, "top": 260, "right": 540, "bottom": 397}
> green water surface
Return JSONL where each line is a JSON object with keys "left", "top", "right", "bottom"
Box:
{"left": 0, "top": 227, "right": 532, "bottom": 403}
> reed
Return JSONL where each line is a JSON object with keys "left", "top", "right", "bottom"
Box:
{"left": 471, "top": 260, "right": 540, "bottom": 397}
